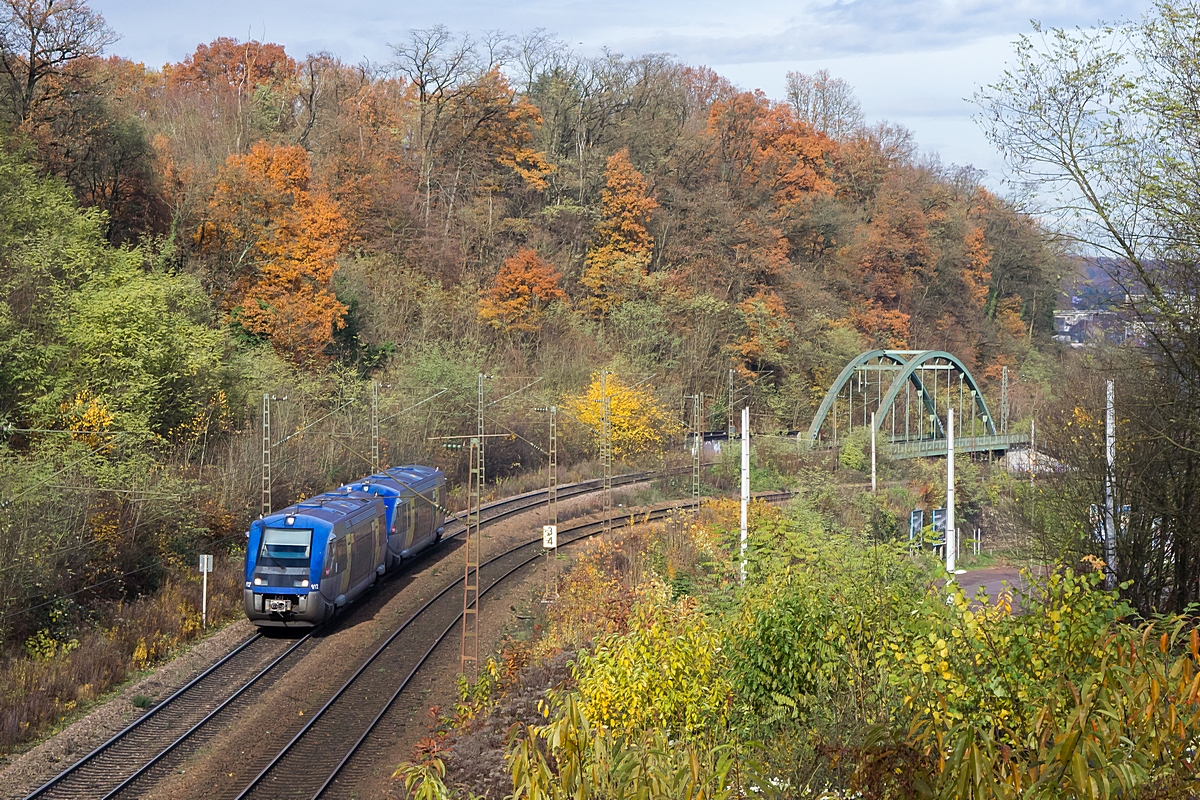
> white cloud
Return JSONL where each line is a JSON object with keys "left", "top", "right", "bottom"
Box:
{"left": 91, "top": 0, "right": 1153, "bottom": 178}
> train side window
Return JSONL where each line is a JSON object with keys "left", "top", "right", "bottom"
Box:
{"left": 395, "top": 502, "right": 409, "bottom": 537}
{"left": 325, "top": 536, "right": 346, "bottom": 576}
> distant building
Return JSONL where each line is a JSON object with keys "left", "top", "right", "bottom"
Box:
{"left": 1003, "top": 447, "right": 1067, "bottom": 474}
{"left": 1053, "top": 310, "right": 1134, "bottom": 346}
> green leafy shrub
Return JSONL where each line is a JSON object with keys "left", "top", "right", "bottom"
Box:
{"left": 505, "top": 692, "right": 774, "bottom": 800}
{"left": 574, "top": 592, "right": 731, "bottom": 737}
{"left": 871, "top": 573, "right": 1200, "bottom": 798}
{"left": 838, "top": 426, "right": 871, "bottom": 472}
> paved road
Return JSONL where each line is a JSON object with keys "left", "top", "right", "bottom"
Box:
{"left": 954, "top": 567, "right": 1024, "bottom": 607}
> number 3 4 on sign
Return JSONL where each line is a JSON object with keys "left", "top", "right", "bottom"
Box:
{"left": 542, "top": 524, "right": 557, "bottom": 549}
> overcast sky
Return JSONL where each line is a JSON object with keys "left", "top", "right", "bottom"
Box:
{"left": 92, "top": 0, "right": 1150, "bottom": 183}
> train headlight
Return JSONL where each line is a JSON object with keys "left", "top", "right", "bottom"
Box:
{"left": 299, "top": 579, "right": 310, "bottom": 588}
{"left": 253, "top": 577, "right": 264, "bottom": 586}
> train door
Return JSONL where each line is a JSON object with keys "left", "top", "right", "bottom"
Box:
{"left": 348, "top": 527, "right": 373, "bottom": 592}
{"left": 323, "top": 534, "right": 348, "bottom": 597}
{"left": 404, "top": 501, "right": 417, "bottom": 550}
{"left": 389, "top": 499, "right": 407, "bottom": 561}
{"left": 372, "top": 517, "right": 383, "bottom": 573}
{"left": 415, "top": 499, "right": 432, "bottom": 548}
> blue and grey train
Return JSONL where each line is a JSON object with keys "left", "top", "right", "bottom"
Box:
{"left": 244, "top": 465, "right": 447, "bottom": 627}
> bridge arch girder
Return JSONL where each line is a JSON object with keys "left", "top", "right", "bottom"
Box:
{"left": 873, "top": 350, "right": 997, "bottom": 437}
{"left": 806, "top": 349, "right": 933, "bottom": 442}
{"left": 807, "top": 349, "right": 997, "bottom": 443}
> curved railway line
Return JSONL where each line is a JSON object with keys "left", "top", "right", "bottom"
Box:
{"left": 25, "top": 470, "right": 772, "bottom": 800}
{"left": 22, "top": 467, "right": 675, "bottom": 800}
{"left": 307, "top": 490, "right": 793, "bottom": 800}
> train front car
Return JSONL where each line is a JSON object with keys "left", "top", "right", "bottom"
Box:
{"left": 244, "top": 492, "right": 387, "bottom": 627}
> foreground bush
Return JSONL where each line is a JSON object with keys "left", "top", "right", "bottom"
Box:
{"left": 399, "top": 496, "right": 1200, "bottom": 799}
{"left": 505, "top": 693, "right": 772, "bottom": 800}
{"left": 884, "top": 575, "right": 1200, "bottom": 798}
{"left": 0, "top": 562, "right": 242, "bottom": 754}
{"left": 574, "top": 592, "right": 730, "bottom": 737}
{"left": 728, "top": 504, "right": 1200, "bottom": 797}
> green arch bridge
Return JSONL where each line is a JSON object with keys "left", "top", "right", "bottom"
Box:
{"left": 805, "top": 349, "right": 1030, "bottom": 459}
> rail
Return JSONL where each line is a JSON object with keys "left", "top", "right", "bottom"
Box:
{"left": 235, "top": 490, "right": 794, "bottom": 799}
{"left": 21, "top": 465, "right": 687, "bottom": 800}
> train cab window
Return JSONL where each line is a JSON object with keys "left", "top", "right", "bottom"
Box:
{"left": 259, "top": 528, "right": 313, "bottom": 568}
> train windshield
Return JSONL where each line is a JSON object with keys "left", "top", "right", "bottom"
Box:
{"left": 259, "top": 528, "right": 313, "bottom": 568}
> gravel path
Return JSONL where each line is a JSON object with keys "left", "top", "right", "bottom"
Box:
{"left": 956, "top": 567, "right": 1024, "bottom": 604}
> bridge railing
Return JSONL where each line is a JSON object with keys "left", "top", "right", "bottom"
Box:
{"left": 882, "top": 432, "right": 1030, "bottom": 459}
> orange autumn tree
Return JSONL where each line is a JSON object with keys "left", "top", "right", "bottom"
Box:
{"left": 451, "top": 70, "right": 555, "bottom": 193}
{"left": 198, "top": 142, "right": 347, "bottom": 362}
{"left": 962, "top": 225, "right": 993, "bottom": 311}
{"left": 698, "top": 92, "right": 833, "bottom": 295}
{"left": 707, "top": 91, "right": 834, "bottom": 210}
{"left": 730, "top": 289, "right": 794, "bottom": 378}
{"left": 479, "top": 248, "right": 566, "bottom": 333}
{"left": 845, "top": 174, "right": 933, "bottom": 347}
{"left": 580, "top": 149, "right": 659, "bottom": 316}
{"left": 164, "top": 37, "right": 295, "bottom": 96}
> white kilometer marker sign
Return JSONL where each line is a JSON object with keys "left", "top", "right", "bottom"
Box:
{"left": 542, "top": 524, "right": 558, "bottom": 603}
{"left": 198, "top": 554, "right": 214, "bottom": 629}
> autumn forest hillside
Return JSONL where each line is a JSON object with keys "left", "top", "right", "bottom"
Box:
{"left": 2, "top": 23, "right": 1060, "bottom": 405}
{"left": 0, "top": 0, "right": 1062, "bottom": 747}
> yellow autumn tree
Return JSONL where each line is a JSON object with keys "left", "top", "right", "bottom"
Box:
{"left": 564, "top": 372, "right": 681, "bottom": 459}
{"left": 197, "top": 142, "right": 348, "bottom": 363}
{"left": 580, "top": 149, "right": 659, "bottom": 317}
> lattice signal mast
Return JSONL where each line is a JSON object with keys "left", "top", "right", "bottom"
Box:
{"left": 1001, "top": 366, "right": 1009, "bottom": 435}
{"left": 477, "top": 373, "right": 485, "bottom": 481}
{"left": 546, "top": 404, "right": 559, "bottom": 602}
{"left": 548, "top": 405, "right": 558, "bottom": 527}
{"left": 371, "top": 381, "right": 380, "bottom": 473}
{"left": 461, "top": 435, "right": 482, "bottom": 675}
{"left": 692, "top": 393, "right": 703, "bottom": 513}
{"left": 727, "top": 369, "right": 735, "bottom": 437}
{"left": 601, "top": 371, "right": 613, "bottom": 534}
{"left": 261, "top": 393, "right": 271, "bottom": 517}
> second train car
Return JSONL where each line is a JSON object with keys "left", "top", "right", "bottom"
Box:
{"left": 244, "top": 464, "right": 446, "bottom": 627}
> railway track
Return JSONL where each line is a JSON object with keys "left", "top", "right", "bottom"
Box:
{"left": 439, "top": 465, "right": 682, "bottom": 538}
{"left": 22, "top": 467, "right": 679, "bottom": 800}
{"left": 237, "top": 490, "right": 795, "bottom": 800}
{"left": 24, "top": 633, "right": 314, "bottom": 800}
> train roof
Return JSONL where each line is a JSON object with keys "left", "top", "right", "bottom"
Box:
{"left": 385, "top": 464, "right": 441, "bottom": 483}
{"left": 259, "top": 466, "right": 438, "bottom": 528}
{"left": 263, "top": 490, "right": 382, "bottom": 527}
{"left": 341, "top": 465, "right": 442, "bottom": 495}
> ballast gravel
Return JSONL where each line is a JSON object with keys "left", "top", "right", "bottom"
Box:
{"left": 0, "top": 618, "right": 256, "bottom": 799}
